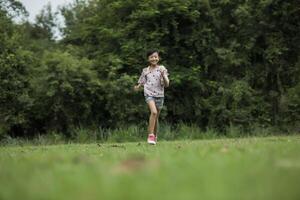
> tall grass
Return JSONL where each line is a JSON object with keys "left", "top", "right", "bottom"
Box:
{"left": 0, "top": 123, "right": 297, "bottom": 146}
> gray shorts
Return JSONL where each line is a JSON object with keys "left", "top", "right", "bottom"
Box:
{"left": 145, "top": 95, "right": 164, "bottom": 109}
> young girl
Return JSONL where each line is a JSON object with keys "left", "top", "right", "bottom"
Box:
{"left": 134, "top": 50, "right": 169, "bottom": 145}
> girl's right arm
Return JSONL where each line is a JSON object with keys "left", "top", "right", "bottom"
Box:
{"left": 134, "top": 69, "right": 146, "bottom": 91}
{"left": 134, "top": 83, "right": 142, "bottom": 91}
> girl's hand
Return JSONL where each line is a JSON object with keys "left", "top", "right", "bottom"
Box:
{"left": 134, "top": 85, "right": 140, "bottom": 92}
{"left": 159, "top": 66, "right": 167, "bottom": 76}
{"left": 159, "top": 66, "right": 169, "bottom": 87}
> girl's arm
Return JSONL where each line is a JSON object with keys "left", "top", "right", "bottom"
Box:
{"left": 162, "top": 73, "right": 169, "bottom": 87}
{"left": 160, "top": 66, "right": 170, "bottom": 87}
{"left": 134, "top": 83, "right": 143, "bottom": 91}
{"left": 134, "top": 69, "right": 146, "bottom": 91}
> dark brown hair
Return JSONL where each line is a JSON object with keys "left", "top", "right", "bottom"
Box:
{"left": 146, "top": 50, "right": 159, "bottom": 58}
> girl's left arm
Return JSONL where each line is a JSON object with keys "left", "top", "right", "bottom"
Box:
{"left": 161, "top": 66, "right": 169, "bottom": 87}
{"left": 163, "top": 73, "right": 169, "bottom": 87}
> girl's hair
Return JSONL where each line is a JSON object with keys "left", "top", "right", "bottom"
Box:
{"left": 146, "top": 50, "right": 159, "bottom": 58}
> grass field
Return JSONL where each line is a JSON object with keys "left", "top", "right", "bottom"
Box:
{"left": 1, "top": 136, "right": 300, "bottom": 200}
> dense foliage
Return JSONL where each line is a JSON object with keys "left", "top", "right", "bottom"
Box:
{"left": 0, "top": 0, "right": 299, "bottom": 138}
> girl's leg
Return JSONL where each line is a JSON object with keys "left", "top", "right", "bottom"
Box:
{"left": 147, "top": 100, "right": 158, "bottom": 134}
{"left": 154, "top": 109, "right": 161, "bottom": 137}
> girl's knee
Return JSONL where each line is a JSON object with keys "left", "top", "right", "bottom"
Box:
{"left": 151, "top": 110, "right": 158, "bottom": 116}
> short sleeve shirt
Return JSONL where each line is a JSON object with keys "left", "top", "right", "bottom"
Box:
{"left": 138, "top": 65, "right": 168, "bottom": 97}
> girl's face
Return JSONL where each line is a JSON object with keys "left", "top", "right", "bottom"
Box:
{"left": 148, "top": 52, "right": 160, "bottom": 66}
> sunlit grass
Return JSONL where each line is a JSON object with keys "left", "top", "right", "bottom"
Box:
{"left": 1, "top": 136, "right": 300, "bottom": 200}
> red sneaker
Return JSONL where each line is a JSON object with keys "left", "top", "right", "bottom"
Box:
{"left": 147, "top": 134, "right": 156, "bottom": 145}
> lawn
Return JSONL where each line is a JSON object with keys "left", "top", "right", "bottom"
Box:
{"left": 1, "top": 136, "right": 300, "bottom": 200}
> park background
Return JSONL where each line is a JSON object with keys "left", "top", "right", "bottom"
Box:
{"left": 1, "top": 1, "right": 300, "bottom": 200}
{"left": 1, "top": 0, "right": 299, "bottom": 144}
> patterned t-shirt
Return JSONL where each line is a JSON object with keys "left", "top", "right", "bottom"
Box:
{"left": 138, "top": 65, "right": 169, "bottom": 97}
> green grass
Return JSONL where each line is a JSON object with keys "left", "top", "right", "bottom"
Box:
{"left": 1, "top": 136, "right": 300, "bottom": 200}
